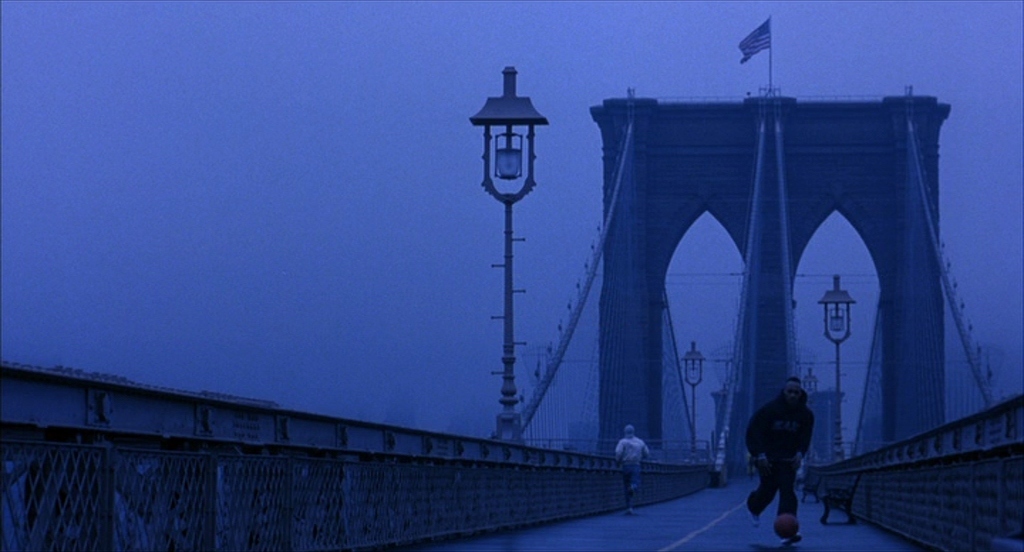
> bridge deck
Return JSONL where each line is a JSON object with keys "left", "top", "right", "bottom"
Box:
{"left": 397, "top": 478, "right": 925, "bottom": 551}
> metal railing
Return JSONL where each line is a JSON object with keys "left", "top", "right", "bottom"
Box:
{"left": 521, "top": 438, "right": 713, "bottom": 465}
{"left": 1, "top": 440, "right": 711, "bottom": 551}
{"left": 654, "top": 94, "right": 888, "bottom": 105}
{"left": 1, "top": 362, "right": 712, "bottom": 550}
{"left": 808, "top": 394, "right": 1024, "bottom": 551}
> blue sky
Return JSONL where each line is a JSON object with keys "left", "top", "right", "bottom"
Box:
{"left": 2, "top": 1, "right": 1021, "bottom": 440}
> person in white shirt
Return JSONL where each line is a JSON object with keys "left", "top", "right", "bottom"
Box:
{"left": 614, "top": 424, "right": 650, "bottom": 515}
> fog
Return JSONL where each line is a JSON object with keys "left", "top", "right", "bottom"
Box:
{"left": 2, "top": 2, "right": 1021, "bottom": 440}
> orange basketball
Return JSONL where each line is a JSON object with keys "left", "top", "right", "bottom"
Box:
{"left": 773, "top": 513, "right": 799, "bottom": 538}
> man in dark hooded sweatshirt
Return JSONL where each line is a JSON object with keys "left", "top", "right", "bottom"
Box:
{"left": 745, "top": 376, "right": 814, "bottom": 546}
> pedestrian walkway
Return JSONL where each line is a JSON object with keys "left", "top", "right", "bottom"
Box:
{"left": 397, "top": 478, "right": 925, "bottom": 551}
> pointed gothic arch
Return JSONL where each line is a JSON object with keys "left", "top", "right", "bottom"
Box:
{"left": 591, "top": 96, "right": 950, "bottom": 465}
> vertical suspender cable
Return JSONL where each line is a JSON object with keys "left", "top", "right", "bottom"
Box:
{"left": 663, "top": 288, "right": 692, "bottom": 449}
{"left": 853, "top": 298, "right": 883, "bottom": 454}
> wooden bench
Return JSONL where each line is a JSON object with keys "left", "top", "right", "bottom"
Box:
{"left": 819, "top": 473, "right": 862, "bottom": 524}
{"left": 800, "top": 470, "right": 821, "bottom": 503}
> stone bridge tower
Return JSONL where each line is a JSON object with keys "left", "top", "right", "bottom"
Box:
{"left": 591, "top": 96, "right": 950, "bottom": 464}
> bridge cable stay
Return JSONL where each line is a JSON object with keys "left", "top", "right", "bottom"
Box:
{"left": 518, "top": 99, "right": 637, "bottom": 435}
{"left": 890, "top": 98, "right": 945, "bottom": 436}
{"left": 599, "top": 101, "right": 637, "bottom": 439}
{"left": 713, "top": 100, "right": 770, "bottom": 475}
{"left": 906, "top": 130, "right": 949, "bottom": 420}
{"left": 596, "top": 105, "right": 641, "bottom": 449}
{"left": 661, "top": 287, "right": 695, "bottom": 456}
{"left": 529, "top": 345, "right": 569, "bottom": 444}
{"left": 772, "top": 100, "right": 799, "bottom": 378}
{"left": 853, "top": 297, "right": 885, "bottom": 455}
{"left": 517, "top": 119, "right": 633, "bottom": 440}
{"left": 575, "top": 308, "right": 602, "bottom": 445}
{"left": 905, "top": 97, "right": 994, "bottom": 407}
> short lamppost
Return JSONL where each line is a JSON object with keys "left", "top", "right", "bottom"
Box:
{"left": 804, "top": 366, "right": 818, "bottom": 396}
{"left": 683, "top": 341, "right": 705, "bottom": 453}
{"left": 470, "top": 67, "right": 548, "bottom": 441}
{"left": 819, "top": 274, "right": 855, "bottom": 461}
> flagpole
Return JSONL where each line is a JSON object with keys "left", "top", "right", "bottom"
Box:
{"left": 768, "top": 17, "right": 773, "bottom": 94}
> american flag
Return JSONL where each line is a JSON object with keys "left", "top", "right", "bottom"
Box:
{"left": 739, "top": 18, "right": 771, "bottom": 64}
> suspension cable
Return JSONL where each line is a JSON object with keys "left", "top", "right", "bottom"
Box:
{"left": 713, "top": 101, "right": 769, "bottom": 474}
{"left": 773, "top": 101, "right": 798, "bottom": 376}
{"left": 519, "top": 105, "right": 637, "bottom": 432}
{"left": 905, "top": 99, "right": 993, "bottom": 406}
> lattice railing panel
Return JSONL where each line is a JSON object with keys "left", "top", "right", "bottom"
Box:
{"left": 343, "top": 462, "right": 409, "bottom": 548}
{"left": 2, "top": 442, "right": 107, "bottom": 552}
{"left": 823, "top": 454, "right": 1023, "bottom": 551}
{"left": 1, "top": 439, "right": 710, "bottom": 550}
{"left": 1003, "top": 457, "right": 1024, "bottom": 538}
{"left": 113, "top": 449, "right": 210, "bottom": 551}
{"left": 290, "top": 458, "right": 347, "bottom": 552}
{"left": 973, "top": 460, "right": 1003, "bottom": 548}
{"left": 944, "top": 464, "right": 973, "bottom": 549}
{"left": 215, "top": 456, "right": 290, "bottom": 552}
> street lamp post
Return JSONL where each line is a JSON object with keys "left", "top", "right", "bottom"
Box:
{"left": 818, "top": 274, "right": 855, "bottom": 461}
{"left": 683, "top": 341, "right": 705, "bottom": 452}
{"left": 804, "top": 366, "right": 818, "bottom": 395}
{"left": 470, "top": 67, "right": 548, "bottom": 441}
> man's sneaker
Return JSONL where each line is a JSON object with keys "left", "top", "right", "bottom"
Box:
{"left": 780, "top": 533, "right": 803, "bottom": 546}
{"left": 748, "top": 510, "right": 760, "bottom": 527}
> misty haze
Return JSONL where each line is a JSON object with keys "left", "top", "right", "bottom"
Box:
{"left": 2, "top": 1, "right": 1020, "bottom": 444}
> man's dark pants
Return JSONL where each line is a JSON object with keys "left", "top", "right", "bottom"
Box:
{"left": 622, "top": 464, "right": 641, "bottom": 506}
{"left": 747, "top": 460, "right": 798, "bottom": 516}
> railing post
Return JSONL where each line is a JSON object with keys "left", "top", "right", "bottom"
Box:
{"left": 100, "top": 444, "right": 115, "bottom": 551}
{"left": 996, "top": 458, "right": 1006, "bottom": 546}
{"left": 206, "top": 452, "right": 218, "bottom": 551}
{"left": 285, "top": 456, "right": 294, "bottom": 552}
{"left": 341, "top": 461, "right": 351, "bottom": 550}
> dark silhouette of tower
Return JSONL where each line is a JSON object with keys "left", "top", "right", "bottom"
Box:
{"left": 591, "top": 95, "right": 949, "bottom": 466}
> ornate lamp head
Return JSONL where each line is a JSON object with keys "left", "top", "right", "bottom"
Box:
{"left": 819, "top": 275, "right": 856, "bottom": 344}
{"left": 470, "top": 67, "right": 548, "bottom": 202}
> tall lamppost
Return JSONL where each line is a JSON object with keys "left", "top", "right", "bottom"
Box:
{"left": 683, "top": 341, "right": 705, "bottom": 452}
{"left": 470, "top": 67, "right": 548, "bottom": 441}
{"left": 818, "top": 275, "right": 855, "bottom": 461}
